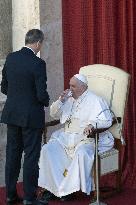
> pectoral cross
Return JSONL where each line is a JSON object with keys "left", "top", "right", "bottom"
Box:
{"left": 67, "top": 118, "right": 72, "bottom": 128}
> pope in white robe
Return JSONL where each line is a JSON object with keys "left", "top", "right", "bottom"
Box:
{"left": 38, "top": 74, "right": 114, "bottom": 198}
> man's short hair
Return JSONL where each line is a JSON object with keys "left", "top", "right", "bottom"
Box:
{"left": 25, "top": 29, "right": 44, "bottom": 45}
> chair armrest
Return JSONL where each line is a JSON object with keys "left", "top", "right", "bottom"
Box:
{"left": 87, "top": 117, "right": 121, "bottom": 138}
{"left": 43, "top": 117, "right": 121, "bottom": 143}
{"left": 45, "top": 120, "right": 60, "bottom": 127}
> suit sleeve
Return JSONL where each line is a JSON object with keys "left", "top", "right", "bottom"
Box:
{"left": 1, "top": 60, "right": 8, "bottom": 95}
{"left": 34, "top": 60, "right": 50, "bottom": 107}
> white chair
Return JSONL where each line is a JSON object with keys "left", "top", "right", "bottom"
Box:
{"left": 79, "top": 64, "right": 130, "bottom": 199}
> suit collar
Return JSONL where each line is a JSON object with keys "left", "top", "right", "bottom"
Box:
{"left": 21, "top": 47, "right": 36, "bottom": 56}
{"left": 24, "top": 46, "right": 35, "bottom": 54}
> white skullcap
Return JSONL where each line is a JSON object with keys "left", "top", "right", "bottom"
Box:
{"left": 74, "top": 74, "right": 88, "bottom": 85}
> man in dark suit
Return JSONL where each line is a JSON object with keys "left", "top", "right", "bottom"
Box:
{"left": 1, "top": 29, "right": 50, "bottom": 205}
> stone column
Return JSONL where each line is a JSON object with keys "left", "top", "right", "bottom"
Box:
{"left": 0, "top": 0, "right": 12, "bottom": 186}
{"left": 0, "top": 0, "right": 12, "bottom": 59}
{"left": 12, "top": 0, "right": 40, "bottom": 51}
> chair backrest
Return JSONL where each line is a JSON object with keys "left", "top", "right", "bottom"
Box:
{"left": 79, "top": 64, "right": 130, "bottom": 139}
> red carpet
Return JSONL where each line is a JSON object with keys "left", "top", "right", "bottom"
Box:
{"left": 0, "top": 183, "right": 136, "bottom": 205}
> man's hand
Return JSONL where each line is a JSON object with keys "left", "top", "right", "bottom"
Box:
{"left": 59, "top": 89, "right": 72, "bottom": 103}
{"left": 83, "top": 124, "right": 94, "bottom": 136}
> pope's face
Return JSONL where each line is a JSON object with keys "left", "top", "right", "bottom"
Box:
{"left": 69, "top": 77, "right": 83, "bottom": 99}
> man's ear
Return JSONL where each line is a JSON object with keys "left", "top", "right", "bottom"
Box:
{"left": 36, "top": 41, "right": 40, "bottom": 48}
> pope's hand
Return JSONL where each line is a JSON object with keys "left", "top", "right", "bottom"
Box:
{"left": 83, "top": 124, "right": 94, "bottom": 136}
{"left": 59, "top": 89, "right": 72, "bottom": 103}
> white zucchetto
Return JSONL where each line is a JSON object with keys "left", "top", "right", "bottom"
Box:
{"left": 74, "top": 74, "right": 88, "bottom": 85}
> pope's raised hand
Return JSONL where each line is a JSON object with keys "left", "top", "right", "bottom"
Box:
{"left": 59, "top": 89, "right": 72, "bottom": 103}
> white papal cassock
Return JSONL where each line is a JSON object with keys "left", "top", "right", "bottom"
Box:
{"left": 38, "top": 89, "right": 114, "bottom": 197}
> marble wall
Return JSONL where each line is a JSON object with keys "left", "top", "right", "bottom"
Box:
{"left": 0, "top": 0, "right": 12, "bottom": 59}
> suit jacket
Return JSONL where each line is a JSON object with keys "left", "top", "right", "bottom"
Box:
{"left": 1, "top": 47, "right": 50, "bottom": 128}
